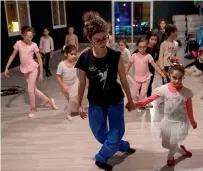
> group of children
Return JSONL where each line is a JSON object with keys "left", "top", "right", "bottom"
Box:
{"left": 3, "top": 11, "right": 202, "bottom": 170}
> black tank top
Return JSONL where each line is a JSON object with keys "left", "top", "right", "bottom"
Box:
{"left": 75, "top": 47, "right": 124, "bottom": 106}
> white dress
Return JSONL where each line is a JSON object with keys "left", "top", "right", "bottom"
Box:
{"left": 56, "top": 61, "right": 79, "bottom": 98}
{"left": 153, "top": 85, "right": 193, "bottom": 145}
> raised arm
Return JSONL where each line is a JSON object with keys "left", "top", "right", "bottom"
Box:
{"left": 135, "top": 94, "right": 160, "bottom": 107}
{"left": 185, "top": 60, "right": 196, "bottom": 69}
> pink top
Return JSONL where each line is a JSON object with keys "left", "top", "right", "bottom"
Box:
{"left": 130, "top": 53, "right": 154, "bottom": 82}
{"left": 135, "top": 83, "right": 194, "bottom": 123}
{"left": 14, "top": 40, "right": 39, "bottom": 73}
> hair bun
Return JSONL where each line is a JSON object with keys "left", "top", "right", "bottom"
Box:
{"left": 83, "top": 11, "right": 100, "bottom": 23}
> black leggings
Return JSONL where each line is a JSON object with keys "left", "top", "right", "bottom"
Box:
{"left": 42, "top": 52, "right": 50, "bottom": 74}
{"left": 162, "top": 66, "right": 170, "bottom": 85}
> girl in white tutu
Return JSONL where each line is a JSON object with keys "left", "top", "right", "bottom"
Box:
{"left": 135, "top": 63, "right": 197, "bottom": 166}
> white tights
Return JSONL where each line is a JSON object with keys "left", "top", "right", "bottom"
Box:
{"left": 162, "top": 139, "right": 185, "bottom": 160}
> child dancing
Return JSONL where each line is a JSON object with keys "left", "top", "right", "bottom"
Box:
{"left": 185, "top": 50, "right": 203, "bottom": 76}
{"left": 39, "top": 28, "right": 54, "bottom": 77}
{"left": 126, "top": 38, "right": 167, "bottom": 103}
{"left": 135, "top": 63, "right": 197, "bottom": 166}
{"left": 4, "top": 26, "right": 57, "bottom": 118}
{"left": 159, "top": 24, "right": 179, "bottom": 84}
{"left": 56, "top": 45, "right": 80, "bottom": 121}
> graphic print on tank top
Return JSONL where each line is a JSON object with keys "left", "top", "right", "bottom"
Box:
{"left": 89, "top": 64, "right": 109, "bottom": 90}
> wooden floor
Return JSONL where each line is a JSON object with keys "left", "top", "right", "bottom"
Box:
{"left": 1, "top": 46, "right": 203, "bottom": 171}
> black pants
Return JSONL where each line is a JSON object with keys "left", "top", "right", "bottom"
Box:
{"left": 162, "top": 66, "right": 170, "bottom": 85}
{"left": 42, "top": 52, "right": 50, "bottom": 74}
{"left": 147, "top": 64, "right": 155, "bottom": 97}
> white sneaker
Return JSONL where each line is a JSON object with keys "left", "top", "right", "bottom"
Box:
{"left": 51, "top": 98, "right": 58, "bottom": 110}
{"left": 28, "top": 112, "right": 36, "bottom": 118}
{"left": 66, "top": 114, "right": 73, "bottom": 121}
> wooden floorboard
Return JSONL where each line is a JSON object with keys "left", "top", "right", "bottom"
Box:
{"left": 1, "top": 46, "right": 203, "bottom": 171}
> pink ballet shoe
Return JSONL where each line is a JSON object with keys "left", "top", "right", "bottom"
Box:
{"left": 180, "top": 145, "right": 192, "bottom": 157}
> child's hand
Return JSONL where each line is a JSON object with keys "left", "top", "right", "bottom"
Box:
{"left": 191, "top": 121, "right": 197, "bottom": 129}
{"left": 4, "top": 68, "right": 9, "bottom": 77}
{"left": 125, "top": 101, "right": 136, "bottom": 111}
{"left": 78, "top": 106, "right": 87, "bottom": 120}
{"left": 62, "top": 87, "right": 68, "bottom": 94}
{"left": 39, "top": 73, "right": 43, "bottom": 82}
{"left": 162, "top": 69, "right": 168, "bottom": 76}
{"left": 50, "top": 51, "right": 53, "bottom": 59}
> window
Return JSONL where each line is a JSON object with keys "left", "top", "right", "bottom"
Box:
{"left": 51, "top": 0, "right": 66, "bottom": 29}
{"left": 4, "top": 0, "right": 31, "bottom": 37}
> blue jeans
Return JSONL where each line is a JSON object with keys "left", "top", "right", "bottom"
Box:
{"left": 88, "top": 100, "right": 129, "bottom": 163}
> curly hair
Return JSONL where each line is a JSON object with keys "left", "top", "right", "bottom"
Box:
{"left": 83, "top": 11, "right": 108, "bottom": 39}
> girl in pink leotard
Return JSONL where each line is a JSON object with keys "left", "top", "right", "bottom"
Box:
{"left": 135, "top": 63, "right": 197, "bottom": 166}
{"left": 4, "top": 26, "right": 57, "bottom": 118}
{"left": 126, "top": 38, "right": 167, "bottom": 103}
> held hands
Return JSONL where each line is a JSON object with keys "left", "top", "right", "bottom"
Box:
{"left": 78, "top": 106, "right": 87, "bottom": 120}
{"left": 125, "top": 100, "right": 137, "bottom": 111}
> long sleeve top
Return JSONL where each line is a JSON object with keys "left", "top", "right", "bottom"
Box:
{"left": 135, "top": 83, "right": 195, "bottom": 124}
{"left": 185, "top": 58, "right": 203, "bottom": 71}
